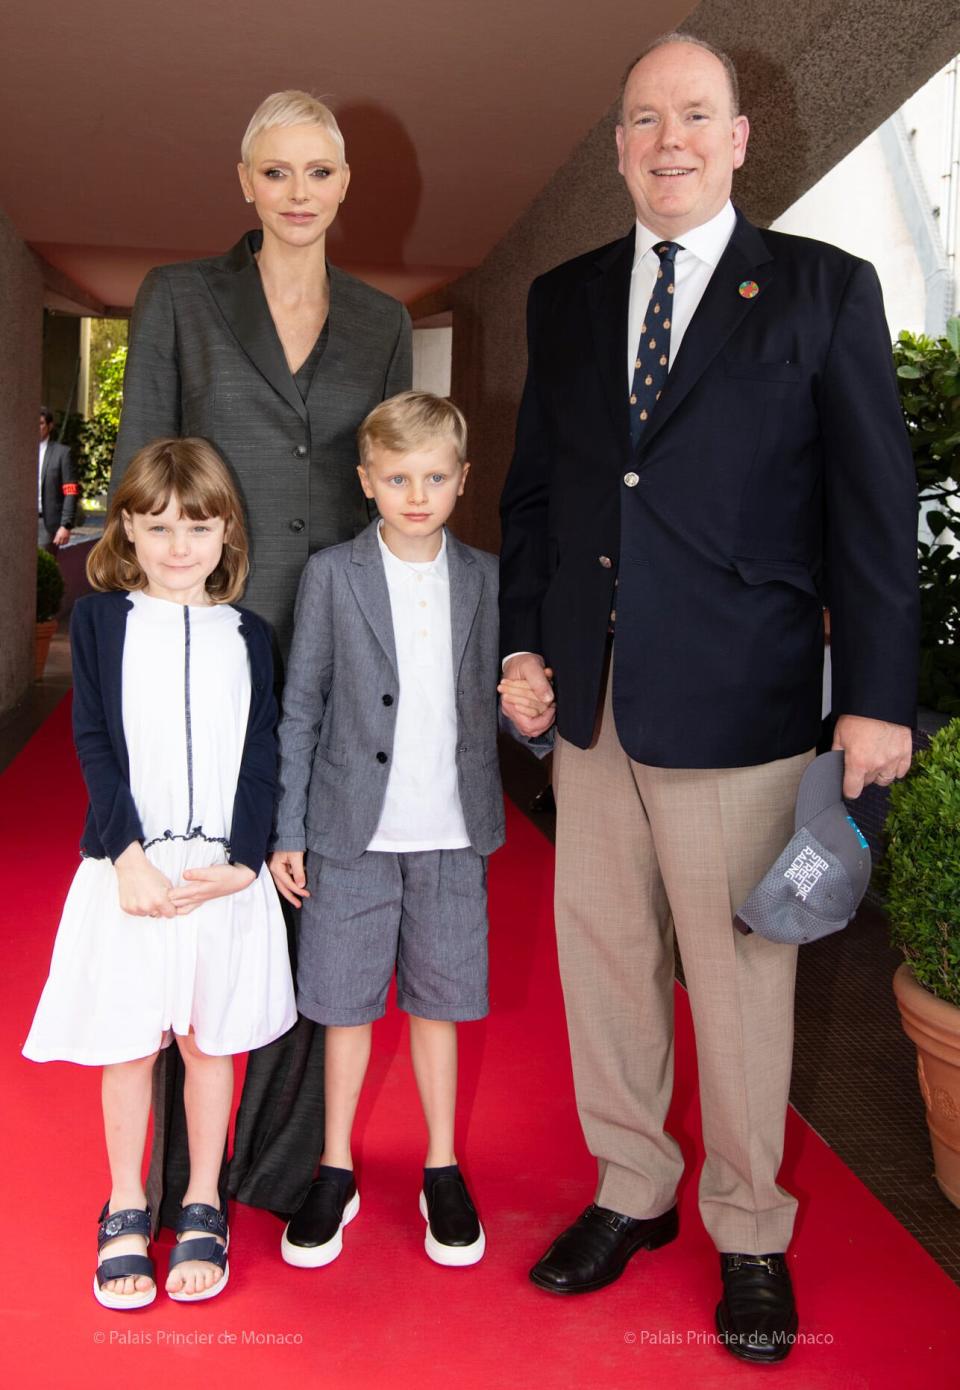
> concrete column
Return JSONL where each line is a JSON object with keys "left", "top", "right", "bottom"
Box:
{"left": 0, "top": 207, "right": 44, "bottom": 716}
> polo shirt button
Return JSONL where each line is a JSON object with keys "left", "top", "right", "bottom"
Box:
{"left": 293, "top": 444, "right": 308, "bottom": 458}
{"left": 382, "top": 694, "right": 394, "bottom": 706}
{"left": 598, "top": 555, "right": 612, "bottom": 568}
{"left": 289, "top": 518, "right": 305, "bottom": 533}
{"left": 376, "top": 751, "right": 388, "bottom": 764}
{"left": 624, "top": 472, "right": 639, "bottom": 488}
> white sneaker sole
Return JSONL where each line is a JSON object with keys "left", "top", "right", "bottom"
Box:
{"left": 281, "top": 1190, "right": 360, "bottom": 1268}
{"left": 419, "top": 1190, "right": 486, "bottom": 1266}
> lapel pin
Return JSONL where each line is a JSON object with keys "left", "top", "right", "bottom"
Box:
{"left": 738, "top": 280, "right": 760, "bottom": 299}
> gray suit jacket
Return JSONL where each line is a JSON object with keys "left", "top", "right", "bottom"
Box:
{"left": 112, "top": 232, "right": 412, "bottom": 656}
{"left": 40, "top": 439, "right": 78, "bottom": 533}
{"left": 274, "top": 521, "right": 505, "bottom": 860}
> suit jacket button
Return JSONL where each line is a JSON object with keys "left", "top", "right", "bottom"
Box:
{"left": 293, "top": 444, "right": 308, "bottom": 458}
{"left": 598, "top": 555, "right": 612, "bottom": 568}
{"left": 623, "top": 472, "right": 639, "bottom": 488}
{"left": 376, "top": 751, "right": 388, "bottom": 764}
{"left": 289, "top": 519, "right": 305, "bottom": 533}
{"left": 382, "top": 694, "right": 394, "bottom": 706}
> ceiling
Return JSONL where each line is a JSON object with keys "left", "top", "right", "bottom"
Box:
{"left": 2, "top": 0, "right": 693, "bottom": 310}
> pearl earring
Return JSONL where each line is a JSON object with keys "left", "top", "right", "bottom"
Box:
{"left": 245, "top": 196, "right": 253, "bottom": 204}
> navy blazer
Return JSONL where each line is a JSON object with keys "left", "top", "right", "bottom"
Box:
{"left": 71, "top": 591, "right": 278, "bottom": 874}
{"left": 500, "top": 210, "right": 920, "bottom": 768}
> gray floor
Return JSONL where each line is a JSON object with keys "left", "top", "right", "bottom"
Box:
{"left": 0, "top": 630, "right": 72, "bottom": 773}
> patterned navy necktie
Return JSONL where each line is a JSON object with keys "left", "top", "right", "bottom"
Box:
{"left": 629, "top": 241, "right": 680, "bottom": 447}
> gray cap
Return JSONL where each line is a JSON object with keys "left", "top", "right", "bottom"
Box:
{"left": 735, "top": 751, "right": 872, "bottom": 945}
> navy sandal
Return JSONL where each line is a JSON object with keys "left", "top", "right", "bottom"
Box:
{"left": 93, "top": 1203, "right": 156, "bottom": 1310}
{"left": 168, "top": 1202, "right": 230, "bottom": 1303}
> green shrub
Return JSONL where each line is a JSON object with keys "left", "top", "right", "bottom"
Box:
{"left": 37, "top": 547, "right": 65, "bottom": 622}
{"left": 77, "top": 344, "right": 127, "bottom": 497}
{"left": 894, "top": 319, "right": 960, "bottom": 714}
{"left": 885, "top": 718, "right": 960, "bottom": 1006}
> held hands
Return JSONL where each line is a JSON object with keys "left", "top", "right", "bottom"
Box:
{"left": 498, "top": 653, "right": 557, "bottom": 738}
{"left": 115, "top": 842, "right": 176, "bottom": 918}
{"left": 114, "top": 842, "right": 256, "bottom": 918}
{"left": 268, "top": 850, "right": 310, "bottom": 908}
{"left": 167, "top": 863, "right": 256, "bottom": 915}
{"left": 832, "top": 714, "right": 913, "bottom": 799}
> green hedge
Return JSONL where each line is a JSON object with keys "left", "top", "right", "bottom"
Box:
{"left": 885, "top": 719, "right": 960, "bottom": 1007}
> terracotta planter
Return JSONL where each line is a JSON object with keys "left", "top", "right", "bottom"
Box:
{"left": 35, "top": 618, "right": 57, "bottom": 680}
{"left": 893, "top": 962, "right": 960, "bottom": 1208}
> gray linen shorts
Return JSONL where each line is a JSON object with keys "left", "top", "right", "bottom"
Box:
{"left": 297, "top": 847, "right": 489, "bottom": 1026}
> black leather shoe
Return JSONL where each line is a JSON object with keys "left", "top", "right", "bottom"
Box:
{"left": 530, "top": 1203, "right": 678, "bottom": 1294}
{"left": 280, "top": 1174, "right": 359, "bottom": 1268}
{"left": 419, "top": 1173, "right": 485, "bottom": 1266}
{"left": 715, "top": 1253, "right": 798, "bottom": 1363}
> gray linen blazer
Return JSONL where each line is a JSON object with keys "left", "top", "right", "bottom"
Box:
{"left": 112, "top": 232, "right": 412, "bottom": 655}
{"left": 274, "top": 521, "right": 505, "bottom": 861}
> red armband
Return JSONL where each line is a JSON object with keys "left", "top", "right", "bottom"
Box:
{"left": 62, "top": 483, "right": 79, "bottom": 495}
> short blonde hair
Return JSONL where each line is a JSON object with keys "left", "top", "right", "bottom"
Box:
{"left": 241, "top": 90, "right": 347, "bottom": 168}
{"left": 89, "top": 438, "right": 249, "bottom": 604}
{"left": 358, "top": 391, "right": 468, "bottom": 466}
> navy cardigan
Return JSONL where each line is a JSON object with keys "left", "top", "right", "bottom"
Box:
{"left": 71, "top": 590, "right": 278, "bottom": 875}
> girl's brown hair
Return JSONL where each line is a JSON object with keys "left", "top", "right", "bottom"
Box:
{"left": 87, "top": 438, "right": 249, "bottom": 604}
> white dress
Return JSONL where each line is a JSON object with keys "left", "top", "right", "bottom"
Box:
{"left": 23, "top": 591, "right": 297, "bottom": 1064}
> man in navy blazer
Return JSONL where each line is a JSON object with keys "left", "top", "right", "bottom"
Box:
{"left": 500, "top": 33, "right": 918, "bottom": 1363}
{"left": 39, "top": 407, "right": 78, "bottom": 549}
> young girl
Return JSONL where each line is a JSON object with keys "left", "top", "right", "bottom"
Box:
{"left": 23, "top": 438, "right": 296, "bottom": 1309}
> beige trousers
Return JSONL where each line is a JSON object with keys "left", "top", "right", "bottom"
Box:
{"left": 553, "top": 664, "right": 813, "bottom": 1253}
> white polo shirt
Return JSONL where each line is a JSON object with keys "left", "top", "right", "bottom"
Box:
{"left": 366, "top": 525, "right": 470, "bottom": 853}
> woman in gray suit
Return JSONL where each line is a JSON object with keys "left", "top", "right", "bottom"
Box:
{"left": 112, "top": 90, "right": 412, "bottom": 1229}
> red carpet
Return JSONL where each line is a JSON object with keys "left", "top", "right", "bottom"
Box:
{"left": 3, "top": 697, "right": 959, "bottom": 1388}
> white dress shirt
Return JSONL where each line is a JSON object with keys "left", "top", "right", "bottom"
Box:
{"left": 627, "top": 200, "right": 737, "bottom": 386}
{"left": 38, "top": 438, "right": 48, "bottom": 512}
{"left": 505, "top": 202, "right": 738, "bottom": 672}
{"left": 367, "top": 524, "right": 470, "bottom": 853}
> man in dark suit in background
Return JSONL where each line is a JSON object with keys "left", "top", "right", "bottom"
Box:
{"left": 38, "top": 407, "right": 78, "bottom": 549}
{"left": 499, "top": 33, "right": 918, "bottom": 1364}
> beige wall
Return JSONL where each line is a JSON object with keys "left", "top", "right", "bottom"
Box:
{"left": 0, "top": 207, "right": 43, "bottom": 716}
{"left": 417, "top": 0, "right": 960, "bottom": 553}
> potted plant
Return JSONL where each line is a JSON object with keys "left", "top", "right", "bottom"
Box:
{"left": 887, "top": 717, "right": 960, "bottom": 1206}
{"left": 36, "top": 546, "right": 65, "bottom": 679}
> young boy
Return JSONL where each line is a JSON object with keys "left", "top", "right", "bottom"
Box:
{"left": 269, "top": 390, "right": 505, "bottom": 1270}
